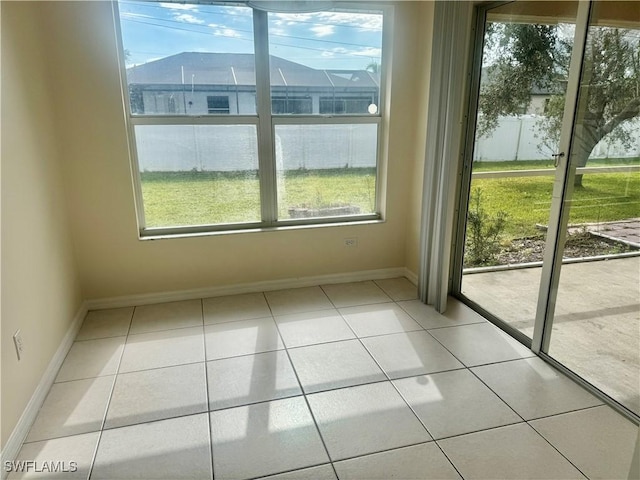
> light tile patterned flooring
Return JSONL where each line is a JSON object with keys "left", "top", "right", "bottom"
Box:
{"left": 9, "top": 278, "right": 639, "bottom": 479}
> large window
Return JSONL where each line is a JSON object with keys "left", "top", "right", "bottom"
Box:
{"left": 117, "top": 1, "right": 386, "bottom": 235}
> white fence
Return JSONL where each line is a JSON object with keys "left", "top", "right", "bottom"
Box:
{"left": 135, "top": 123, "right": 377, "bottom": 172}
{"left": 474, "top": 115, "right": 640, "bottom": 162}
{"left": 134, "top": 115, "right": 640, "bottom": 172}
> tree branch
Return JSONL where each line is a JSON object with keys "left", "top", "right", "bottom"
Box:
{"left": 602, "top": 96, "right": 640, "bottom": 137}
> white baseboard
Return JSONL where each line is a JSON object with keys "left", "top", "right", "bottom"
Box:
{"left": 86, "top": 267, "right": 414, "bottom": 310}
{"left": 403, "top": 268, "right": 418, "bottom": 286}
{"left": 0, "top": 302, "right": 88, "bottom": 480}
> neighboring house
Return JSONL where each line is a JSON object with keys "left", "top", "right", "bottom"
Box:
{"left": 126, "top": 52, "right": 380, "bottom": 115}
{"left": 479, "top": 65, "right": 562, "bottom": 115}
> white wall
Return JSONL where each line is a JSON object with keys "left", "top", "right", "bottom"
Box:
{"left": 1, "top": 2, "right": 83, "bottom": 449}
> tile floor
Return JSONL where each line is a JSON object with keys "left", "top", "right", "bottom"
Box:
{"left": 8, "top": 278, "right": 639, "bottom": 480}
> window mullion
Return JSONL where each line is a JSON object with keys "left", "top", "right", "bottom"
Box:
{"left": 253, "top": 9, "right": 277, "bottom": 224}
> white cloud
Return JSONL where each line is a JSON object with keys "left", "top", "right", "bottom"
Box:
{"left": 271, "top": 11, "right": 382, "bottom": 32}
{"left": 159, "top": 3, "right": 198, "bottom": 11}
{"left": 271, "top": 13, "right": 314, "bottom": 23}
{"left": 310, "top": 24, "right": 335, "bottom": 37}
{"left": 174, "top": 13, "right": 205, "bottom": 24}
{"left": 212, "top": 28, "right": 242, "bottom": 38}
{"left": 120, "top": 12, "right": 154, "bottom": 20}
{"left": 351, "top": 47, "right": 382, "bottom": 58}
{"left": 316, "top": 12, "right": 382, "bottom": 32}
{"left": 328, "top": 46, "right": 381, "bottom": 59}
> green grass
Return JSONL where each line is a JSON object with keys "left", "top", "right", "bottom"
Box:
{"left": 470, "top": 172, "right": 640, "bottom": 239}
{"left": 277, "top": 168, "right": 376, "bottom": 218}
{"left": 141, "top": 171, "right": 261, "bottom": 227}
{"left": 472, "top": 157, "right": 640, "bottom": 172}
{"left": 140, "top": 163, "right": 639, "bottom": 232}
{"left": 140, "top": 168, "right": 376, "bottom": 227}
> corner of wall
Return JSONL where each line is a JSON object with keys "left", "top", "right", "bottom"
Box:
{"left": 403, "top": 1, "right": 436, "bottom": 279}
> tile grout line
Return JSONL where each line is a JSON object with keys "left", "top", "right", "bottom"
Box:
{"left": 526, "top": 420, "right": 591, "bottom": 480}
{"left": 321, "top": 290, "right": 551, "bottom": 479}
{"left": 378, "top": 300, "right": 466, "bottom": 480}
{"left": 454, "top": 350, "right": 607, "bottom": 476}
{"left": 266, "top": 290, "right": 341, "bottom": 480}
{"left": 464, "top": 364, "right": 528, "bottom": 422}
{"left": 85, "top": 305, "right": 136, "bottom": 480}
{"left": 321, "top": 288, "right": 468, "bottom": 479}
{"left": 348, "top": 292, "right": 487, "bottom": 478}
{"left": 200, "top": 298, "right": 216, "bottom": 480}
{"left": 330, "top": 439, "right": 440, "bottom": 465}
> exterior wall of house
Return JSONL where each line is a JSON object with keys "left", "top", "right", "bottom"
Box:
{"left": 528, "top": 95, "right": 549, "bottom": 115}
{"left": 135, "top": 88, "right": 377, "bottom": 115}
{"left": 139, "top": 89, "right": 257, "bottom": 115}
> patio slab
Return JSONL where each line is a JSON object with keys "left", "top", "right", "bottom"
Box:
{"left": 571, "top": 218, "right": 640, "bottom": 247}
{"left": 461, "top": 256, "right": 640, "bottom": 415}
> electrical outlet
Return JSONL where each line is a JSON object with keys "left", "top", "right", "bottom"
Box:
{"left": 344, "top": 237, "right": 358, "bottom": 248}
{"left": 13, "top": 330, "right": 24, "bottom": 361}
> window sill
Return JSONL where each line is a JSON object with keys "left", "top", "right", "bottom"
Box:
{"left": 138, "top": 216, "right": 384, "bottom": 241}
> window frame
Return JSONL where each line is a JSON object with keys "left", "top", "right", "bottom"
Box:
{"left": 114, "top": 1, "right": 391, "bottom": 238}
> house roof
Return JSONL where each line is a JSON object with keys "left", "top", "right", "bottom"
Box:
{"left": 126, "top": 52, "right": 379, "bottom": 89}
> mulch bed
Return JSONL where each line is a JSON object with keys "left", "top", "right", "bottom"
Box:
{"left": 496, "top": 232, "right": 637, "bottom": 265}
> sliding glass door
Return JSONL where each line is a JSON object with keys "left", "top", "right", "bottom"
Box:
{"left": 455, "top": 0, "right": 640, "bottom": 419}
{"left": 543, "top": 0, "right": 640, "bottom": 416}
{"left": 458, "top": 1, "right": 579, "bottom": 339}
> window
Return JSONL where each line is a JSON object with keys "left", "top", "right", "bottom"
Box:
{"left": 117, "top": 1, "right": 385, "bottom": 235}
{"left": 271, "top": 96, "right": 312, "bottom": 114}
{"left": 207, "top": 96, "right": 230, "bottom": 114}
{"left": 319, "top": 96, "right": 378, "bottom": 114}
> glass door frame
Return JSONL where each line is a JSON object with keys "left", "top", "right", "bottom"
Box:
{"left": 531, "top": 0, "right": 591, "bottom": 355}
{"left": 450, "top": 0, "right": 639, "bottom": 424}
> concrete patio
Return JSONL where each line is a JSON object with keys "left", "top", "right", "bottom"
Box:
{"left": 461, "top": 255, "right": 640, "bottom": 415}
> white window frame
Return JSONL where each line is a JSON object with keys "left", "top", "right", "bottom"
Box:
{"left": 114, "top": 1, "right": 391, "bottom": 238}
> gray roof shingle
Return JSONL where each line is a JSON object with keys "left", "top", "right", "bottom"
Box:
{"left": 126, "top": 52, "right": 379, "bottom": 88}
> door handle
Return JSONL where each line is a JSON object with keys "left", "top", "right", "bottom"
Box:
{"left": 551, "top": 152, "right": 565, "bottom": 167}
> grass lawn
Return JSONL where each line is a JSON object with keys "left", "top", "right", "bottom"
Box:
{"left": 469, "top": 160, "right": 640, "bottom": 239}
{"left": 139, "top": 162, "right": 639, "bottom": 232}
{"left": 472, "top": 157, "right": 640, "bottom": 172}
{"left": 140, "top": 168, "right": 376, "bottom": 227}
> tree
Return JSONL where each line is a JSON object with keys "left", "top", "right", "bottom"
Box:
{"left": 478, "top": 21, "right": 640, "bottom": 186}
{"left": 365, "top": 61, "right": 380, "bottom": 73}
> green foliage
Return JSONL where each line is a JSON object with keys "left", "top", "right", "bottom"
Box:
{"left": 365, "top": 61, "right": 380, "bottom": 73}
{"left": 478, "top": 23, "right": 568, "bottom": 137}
{"left": 464, "top": 188, "right": 508, "bottom": 267}
{"left": 479, "top": 21, "right": 640, "bottom": 168}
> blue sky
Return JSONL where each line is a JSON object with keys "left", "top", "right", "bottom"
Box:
{"left": 118, "top": 1, "right": 383, "bottom": 70}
